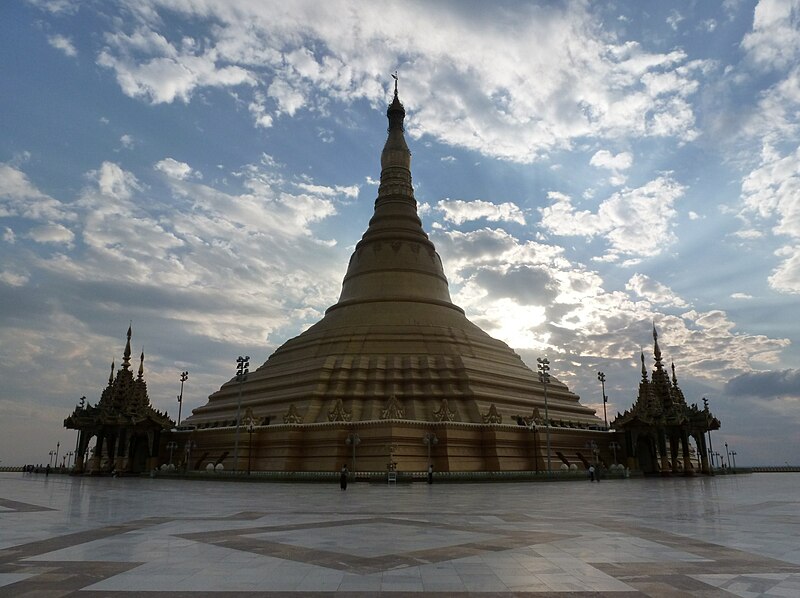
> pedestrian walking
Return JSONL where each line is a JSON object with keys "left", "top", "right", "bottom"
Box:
{"left": 427, "top": 464, "right": 433, "bottom": 484}
{"left": 340, "top": 464, "right": 348, "bottom": 490}
{"left": 588, "top": 464, "right": 595, "bottom": 482}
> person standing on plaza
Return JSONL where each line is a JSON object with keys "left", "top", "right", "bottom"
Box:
{"left": 588, "top": 464, "right": 595, "bottom": 482}
{"left": 340, "top": 464, "right": 348, "bottom": 490}
{"left": 427, "top": 463, "right": 433, "bottom": 484}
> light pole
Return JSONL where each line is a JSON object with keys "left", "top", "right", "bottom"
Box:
{"left": 725, "top": 442, "right": 731, "bottom": 472}
{"left": 346, "top": 432, "right": 361, "bottom": 472}
{"left": 609, "top": 441, "right": 621, "bottom": 465}
{"left": 597, "top": 371, "right": 608, "bottom": 429}
{"left": 537, "top": 357, "right": 551, "bottom": 476}
{"left": 166, "top": 440, "right": 177, "bottom": 466}
{"left": 423, "top": 432, "right": 438, "bottom": 468}
{"left": 66, "top": 451, "right": 74, "bottom": 468}
{"left": 247, "top": 421, "right": 256, "bottom": 475}
{"left": 233, "top": 355, "right": 249, "bottom": 473}
{"left": 49, "top": 451, "right": 55, "bottom": 466}
{"left": 703, "top": 397, "right": 715, "bottom": 470}
{"left": 55, "top": 441, "right": 60, "bottom": 468}
{"left": 731, "top": 450, "right": 737, "bottom": 471}
{"left": 177, "top": 371, "right": 189, "bottom": 427}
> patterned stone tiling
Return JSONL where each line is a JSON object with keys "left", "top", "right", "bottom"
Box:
{"left": 1, "top": 473, "right": 799, "bottom": 596}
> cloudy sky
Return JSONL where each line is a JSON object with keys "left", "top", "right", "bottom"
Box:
{"left": 2, "top": 0, "right": 799, "bottom": 467}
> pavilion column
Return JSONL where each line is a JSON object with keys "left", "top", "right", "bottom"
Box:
{"left": 658, "top": 431, "right": 669, "bottom": 473}
{"left": 669, "top": 433, "right": 680, "bottom": 474}
{"left": 74, "top": 431, "right": 88, "bottom": 473}
{"left": 696, "top": 433, "right": 710, "bottom": 474}
{"left": 681, "top": 430, "right": 692, "bottom": 475}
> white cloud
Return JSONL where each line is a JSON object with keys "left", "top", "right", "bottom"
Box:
{"left": 742, "top": 0, "right": 800, "bottom": 70}
{"left": 27, "top": 223, "right": 75, "bottom": 246}
{"left": 0, "top": 163, "right": 72, "bottom": 222}
{"left": 89, "top": 1, "right": 704, "bottom": 161}
{"left": 435, "top": 199, "right": 526, "bottom": 225}
{"left": 2, "top": 227, "right": 15, "bottom": 243}
{"left": 590, "top": 150, "right": 633, "bottom": 185}
{"left": 666, "top": 10, "right": 685, "bottom": 31}
{"left": 0, "top": 269, "right": 29, "bottom": 287}
{"left": 740, "top": 144, "right": 800, "bottom": 292}
{"left": 97, "top": 27, "right": 256, "bottom": 104}
{"left": 769, "top": 245, "right": 800, "bottom": 293}
{"left": 626, "top": 273, "right": 689, "bottom": 308}
{"left": 88, "top": 161, "right": 142, "bottom": 200}
{"left": 47, "top": 34, "right": 77, "bottom": 57}
{"left": 731, "top": 292, "right": 754, "bottom": 299}
{"left": 296, "top": 182, "right": 358, "bottom": 199}
{"left": 155, "top": 158, "right": 200, "bottom": 181}
{"left": 541, "top": 175, "right": 685, "bottom": 261}
{"left": 120, "top": 134, "right": 135, "bottom": 149}
{"left": 430, "top": 226, "right": 787, "bottom": 382}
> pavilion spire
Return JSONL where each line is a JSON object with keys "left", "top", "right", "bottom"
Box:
{"left": 652, "top": 324, "right": 664, "bottom": 371}
{"left": 640, "top": 350, "right": 648, "bottom": 382}
{"left": 122, "top": 324, "right": 132, "bottom": 370}
{"left": 108, "top": 359, "right": 115, "bottom": 386}
{"left": 138, "top": 349, "right": 145, "bottom": 380}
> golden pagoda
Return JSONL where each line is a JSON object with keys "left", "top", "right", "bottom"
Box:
{"left": 180, "top": 81, "right": 605, "bottom": 473}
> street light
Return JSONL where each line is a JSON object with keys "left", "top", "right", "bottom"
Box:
{"left": 423, "top": 432, "right": 438, "bottom": 467}
{"left": 725, "top": 442, "right": 731, "bottom": 472}
{"left": 609, "top": 441, "right": 621, "bottom": 465}
{"left": 49, "top": 450, "right": 55, "bottom": 467}
{"left": 703, "top": 397, "right": 715, "bottom": 471}
{"left": 55, "top": 441, "right": 60, "bottom": 468}
{"left": 233, "top": 356, "right": 249, "bottom": 473}
{"left": 177, "top": 371, "right": 189, "bottom": 427}
{"left": 66, "top": 451, "right": 74, "bottom": 468}
{"left": 346, "top": 433, "right": 361, "bottom": 472}
{"left": 731, "top": 450, "right": 737, "bottom": 471}
{"left": 597, "top": 371, "right": 608, "bottom": 428}
{"left": 166, "top": 440, "right": 178, "bottom": 466}
{"left": 247, "top": 420, "right": 256, "bottom": 475}
{"left": 537, "top": 357, "right": 552, "bottom": 476}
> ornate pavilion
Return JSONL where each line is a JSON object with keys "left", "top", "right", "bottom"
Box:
{"left": 173, "top": 83, "right": 611, "bottom": 474}
{"left": 613, "top": 327, "right": 721, "bottom": 475}
{"left": 64, "top": 326, "right": 174, "bottom": 474}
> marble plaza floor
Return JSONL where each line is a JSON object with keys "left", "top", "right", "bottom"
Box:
{"left": 1, "top": 472, "right": 799, "bottom": 596}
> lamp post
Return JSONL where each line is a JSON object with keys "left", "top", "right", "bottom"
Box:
{"left": 725, "top": 442, "right": 731, "bottom": 472}
{"left": 233, "top": 355, "right": 249, "bottom": 473}
{"left": 247, "top": 421, "right": 256, "bottom": 475}
{"left": 703, "top": 397, "right": 715, "bottom": 470}
{"left": 49, "top": 450, "right": 55, "bottom": 467}
{"left": 423, "top": 432, "right": 438, "bottom": 468}
{"left": 597, "top": 371, "right": 608, "bottom": 429}
{"left": 731, "top": 450, "right": 737, "bottom": 471}
{"left": 346, "top": 433, "right": 361, "bottom": 472}
{"left": 66, "top": 451, "right": 74, "bottom": 468}
{"left": 166, "top": 441, "right": 177, "bottom": 466}
{"left": 537, "top": 357, "right": 551, "bottom": 476}
{"left": 177, "top": 371, "right": 189, "bottom": 427}
{"left": 55, "top": 441, "right": 60, "bottom": 468}
{"left": 609, "top": 441, "right": 621, "bottom": 465}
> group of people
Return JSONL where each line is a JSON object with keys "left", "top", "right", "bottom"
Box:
{"left": 23, "top": 464, "right": 52, "bottom": 475}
